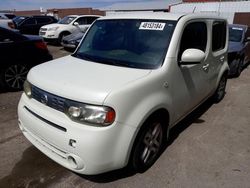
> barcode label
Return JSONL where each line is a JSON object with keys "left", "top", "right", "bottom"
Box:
{"left": 139, "top": 22, "right": 166, "bottom": 31}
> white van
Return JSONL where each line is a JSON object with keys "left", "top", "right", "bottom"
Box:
{"left": 18, "top": 13, "right": 229, "bottom": 175}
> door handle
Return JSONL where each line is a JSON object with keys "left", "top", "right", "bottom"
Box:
{"left": 220, "top": 56, "right": 225, "bottom": 62}
{"left": 202, "top": 64, "right": 209, "bottom": 71}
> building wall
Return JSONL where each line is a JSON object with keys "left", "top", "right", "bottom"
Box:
{"left": 170, "top": 1, "right": 250, "bottom": 25}
{"left": 13, "top": 8, "right": 105, "bottom": 18}
{"left": 234, "top": 12, "right": 250, "bottom": 26}
{"left": 183, "top": 0, "right": 218, "bottom": 2}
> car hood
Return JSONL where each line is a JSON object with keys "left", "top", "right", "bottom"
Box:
{"left": 63, "top": 32, "right": 84, "bottom": 42}
{"left": 28, "top": 55, "right": 151, "bottom": 105}
{"left": 41, "top": 23, "right": 67, "bottom": 29}
{"left": 228, "top": 41, "right": 243, "bottom": 53}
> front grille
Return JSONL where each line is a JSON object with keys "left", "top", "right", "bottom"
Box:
{"left": 40, "top": 28, "right": 47, "bottom": 32}
{"left": 32, "top": 86, "right": 66, "bottom": 112}
{"left": 39, "top": 31, "right": 46, "bottom": 36}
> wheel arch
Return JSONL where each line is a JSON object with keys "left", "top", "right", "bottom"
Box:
{"left": 215, "top": 63, "right": 229, "bottom": 90}
{"left": 126, "top": 107, "right": 170, "bottom": 166}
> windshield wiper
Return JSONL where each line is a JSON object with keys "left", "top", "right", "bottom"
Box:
{"left": 73, "top": 53, "right": 137, "bottom": 68}
{"left": 72, "top": 53, "right": 95, "bottom": 62}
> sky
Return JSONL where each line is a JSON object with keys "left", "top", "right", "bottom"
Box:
{"left": 0, "top": 0, "right": 152, "bottom": 11}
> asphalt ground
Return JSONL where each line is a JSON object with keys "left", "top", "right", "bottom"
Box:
{"left": 0, "top": 45, "right": 250, "bottom": 188}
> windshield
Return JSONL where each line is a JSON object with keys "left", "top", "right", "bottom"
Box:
{"left": 13, "top": 16, "right": 27, "bottom": 25}
{"left": 58, "top": 16, "right": 76, "bottom": 24}
{"left": 73, "top": 19, "right": 176, "bottom": 69}
{"left": 229, "top": 27, "right": 244, "bottom": 42}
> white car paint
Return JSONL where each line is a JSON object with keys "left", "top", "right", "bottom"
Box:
{"left": 18, "top": 13, "right": 229, "bottom": 175}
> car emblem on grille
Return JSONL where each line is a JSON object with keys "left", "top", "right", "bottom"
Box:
{"left": 40, "top": 94, "right": 48, "bottom": 105}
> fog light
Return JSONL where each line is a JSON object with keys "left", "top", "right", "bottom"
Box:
{"left": 68, "top": 106, "right": 81, "bottom": 118}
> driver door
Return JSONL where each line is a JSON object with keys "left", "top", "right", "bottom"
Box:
{"left": 172, "top": 21, "right": 210, "bottom": 121}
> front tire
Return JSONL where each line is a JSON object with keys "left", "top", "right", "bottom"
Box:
{"left": 58, "top": 32, "right": 70, "bottom": 45}
{"left": 130, "top": 116, "right": 166, "bottom": 173}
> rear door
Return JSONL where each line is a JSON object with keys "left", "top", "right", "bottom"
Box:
{"left": 209, "top": 21, "right": 227, "bottom": 88}
{"left": 35, "top": 17, "right": 52, "bottom": 33}
{"left": 0, "top": 28, "right": 26, "bottom": 66}
{"left": 19, "top": 18, "right": 37, "bottom": 34}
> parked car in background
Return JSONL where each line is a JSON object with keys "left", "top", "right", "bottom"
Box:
{"left": 39, "top": 15, "right": 100, "bottom": 44}
{"left": 0, "top": 27, "right": 52, "bottom": 90}
{"left": 228, "top": 24, "right": 250, "bottom": 77}
{"left": 0, "top": 13, "right": 15, "bottom": 29}
{"left": 13, "top": 15, "right": 58, "bottom": 35}
{"left": 0, "top": 13, "right": 16, "bottom": 19}
{"left": 62, "top": 31, "right": 84, "bottom": 51}
{"left": 19, "top": 13, "right": 229, "bottom": 175}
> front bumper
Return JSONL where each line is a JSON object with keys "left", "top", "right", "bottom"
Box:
{"left": 61, "top": 41, "right": 76, "bottom": 49}
{"left": 18, "top": 93, "right": 137, "bottom": 175}
{"left": 39, "top": 30, "right": 59, "bottom": 39}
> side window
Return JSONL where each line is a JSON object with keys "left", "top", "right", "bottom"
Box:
{"left": 75, "top": 17, "right": 87, "bottom": 25}
{"left": 23, "top": 18, "right": 36, "bottom": 26}
{"left": 212, "top": 21, "right": 226, "bottom": 52}
{"left": 179, "top": 22, "right": 207, "bottom": 60}
{"left": 36, "top": 17, "right": 51, "bottom": 24}
{"left": 86, "top": 17, "right": 98, "bottom": 24}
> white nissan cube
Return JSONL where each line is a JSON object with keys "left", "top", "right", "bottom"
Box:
{"left": 18, "top": 13, "right": 229, "bottom": 175}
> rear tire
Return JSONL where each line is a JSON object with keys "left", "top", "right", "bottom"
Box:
{"left": 130, "top": 115, "right": 167, "bottom": 173}
{"left": 213, "top": 74, "right": 227, "bottom": 103}
{"left": 235, "top": 58, "right": 244, "bottom": 77}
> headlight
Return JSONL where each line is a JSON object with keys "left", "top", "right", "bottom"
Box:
{"left": 66, "top": 101, "right": 116, "bottom": 126}
{"left": 48, "top": 27, "right": 59, "bottom": 31}
{"left": 69, "top": 40, "right": 76, "bottom": 44}
{"left": 24, "top": 80, "right": 32, "bottom": 98}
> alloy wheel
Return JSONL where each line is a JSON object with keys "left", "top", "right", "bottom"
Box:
{"left": 4, "top": 64, "right": 28, "bottom": 90}
{"left": 140, "top": 122, "right": 163, "bottom": 165}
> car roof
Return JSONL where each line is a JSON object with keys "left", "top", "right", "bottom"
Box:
{"left": 16, "top": 15, "right": 54, "bottom": 18}
{"left": 99, "top": 12, "right": 184, "bottom": 21}
{"left": 98, "top": 12, "right": 225, "bottom": 21}
{"left": 68, "top": 15, "right": 101, "bottom": 18}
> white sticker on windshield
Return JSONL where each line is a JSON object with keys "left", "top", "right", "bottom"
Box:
{"left": 232, "top": 27, "right": 243, "bottom": 31}
{"left": 139, "top": 22, "right": 166, "bottom": 31}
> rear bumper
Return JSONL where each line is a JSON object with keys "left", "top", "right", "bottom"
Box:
{"left": 18, "top": 94, "right": 136, "bottom": 175}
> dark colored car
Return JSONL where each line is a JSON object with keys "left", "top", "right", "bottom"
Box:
{"left": 62, "top": 31, "right": 84, "bottom": 51}
{"left": 0, "top": 13, "right": 16, "bottom": 19}
{"left": 228, "top": 24, "right": 250, "bottom": 77}
{"left": 0, "top": 27, "right": 52, "bottom": 90}
{"left": 13, "top": 15, "right": 58, "bottom": 35}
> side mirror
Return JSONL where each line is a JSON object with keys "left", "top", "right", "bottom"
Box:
{"left": 73, "top": 22, "right": 79, "bottom": 26}
{"left": 179, "top": 49, "right": 205, "bottom": 65}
